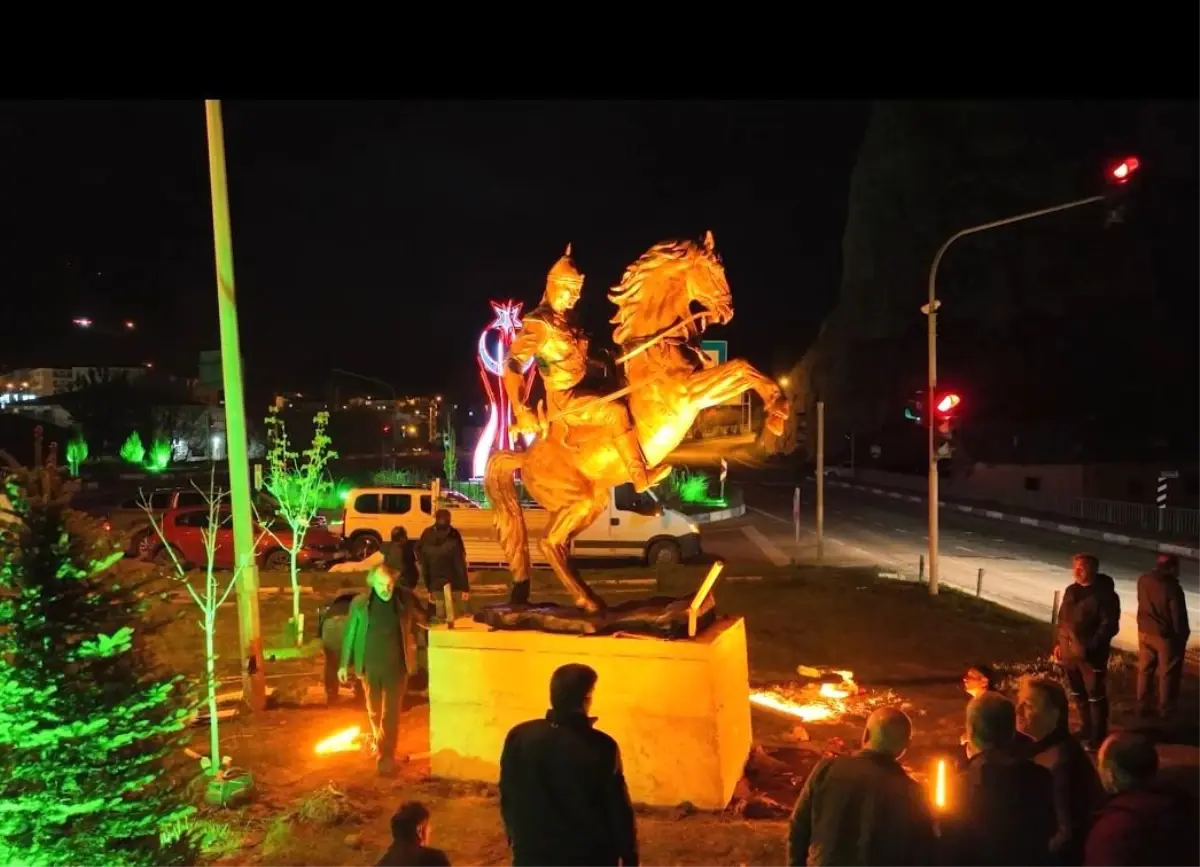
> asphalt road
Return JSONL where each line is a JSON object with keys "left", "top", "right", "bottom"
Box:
{"left": 701, "top": 481, "right": 1199, "bottom": 653}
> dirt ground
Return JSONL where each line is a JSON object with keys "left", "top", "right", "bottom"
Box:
{"left": 137, "top": 562, "right": 1198, "bottom": 866}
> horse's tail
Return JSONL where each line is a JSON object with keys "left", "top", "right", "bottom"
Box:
{"left": 483, "top": 450, "right": 531, "bottom": 578}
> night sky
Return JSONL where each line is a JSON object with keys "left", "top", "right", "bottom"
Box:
{"left": 0, "top": 100, "right": 868, "bottom": 400}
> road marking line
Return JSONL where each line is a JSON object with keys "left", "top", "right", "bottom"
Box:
{"left": 741, "top": 525, "right": 791, "bottom": 567}
{"left": 748, "top": 506, "right": 791, "bottom": 525}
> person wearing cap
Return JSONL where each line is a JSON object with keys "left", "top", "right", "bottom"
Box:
{"left": 1136, "top": 553, "right": 1190, "bottom": 720}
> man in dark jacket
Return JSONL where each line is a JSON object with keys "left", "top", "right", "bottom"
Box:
{"left": 788, "top": 707, "right": 934, "bottom": 866}
{"left": 1018, "top": 676, "right": 1102, "bottom": 866}
{"left": 1054, "top": 553, "right": 1120, "bottom": 748}
{"left": 499, "top": 663, "right": 637, "bottom": 866}
{"left": 1136, "top": 553, "right": 1191, "bottom": 720}
{"left": 338, "top": 564, "right": 425, "bottom": 775}
{"left": 382, "top": 526, "right": 421, "bottom": 590}
{"left": 958, "top": 664, "right": 1034, "bottom": 762}
{"left": 1085, "top": 732, "right": 1195, "bottom": 866}
{"left": 418, "top": 509, "right": 470, "bottom": 621}
{"left": 941, "top": 692, "right": 1055, "bottom": 865}
{"left": 377, "top": 801, "right": 451, "bottom": 867}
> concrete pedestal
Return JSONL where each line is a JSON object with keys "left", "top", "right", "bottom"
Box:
{"left": 427, "top": 616, "right": 751, "bottom": 809}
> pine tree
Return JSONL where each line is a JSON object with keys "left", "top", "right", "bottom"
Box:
{"left": 0, "top": 457, "right": 199, "bottom": 867}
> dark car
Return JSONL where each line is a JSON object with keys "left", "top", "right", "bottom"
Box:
{"left": 145, "top": 505, "right": 346, "bottom": 571}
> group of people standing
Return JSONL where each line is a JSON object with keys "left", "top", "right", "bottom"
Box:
{"left": 330, "top": 509, "right": 471, "bottom": 775}
{"left": 1054, "top": 551, "right": 1190, "bottom": 751}
{"left": 787, "top": 551, "right": 1193, "bottom": 866}
{"left": 350, "top": 535, "right": 1191, "bottom": 866}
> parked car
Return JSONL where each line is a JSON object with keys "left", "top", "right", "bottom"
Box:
{"left": 96, "top": 486, "right": 321, "bottom": 558}
{"left": 144, "top": 505, "right": 346, "bottom": 571}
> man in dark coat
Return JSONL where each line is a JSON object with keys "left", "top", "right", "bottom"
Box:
{"left": 382, "top": 526, "right": 421, "bottom": 590}
{"left": 941, "top": 691, "right": 1056, "bottom": 865}
{"left": 499, "top": 663, "right": 638, "bottom": 866}
{"left": 958, "top": 664, "right": 1034, "bottom": 764}
{"left": 1085, "top": 732, "right": 1195, "bottom": 866}
{"left": 377, "top": 801, "right": 451, "bottom": 867}
{"left": 788, "top": 707, "right": 934, "bottom": 866}
{"left": 1054, "top": 553, "right": 1120, "bottom": 748}
{"left": 1136, "top": 553, "right": 1191, "bottom": 720}
{"left": 418, "top": 509, "right": 470, "bottom": 620}
{"left": 1018, "top": 676, "right": 1103, "bottom": 866}
{"left": 338, "top": 564, "right": 425, "bottom": 775}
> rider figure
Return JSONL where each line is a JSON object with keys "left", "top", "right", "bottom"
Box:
{"left": 505, "top": 244, "right": 662, "bottom": 493}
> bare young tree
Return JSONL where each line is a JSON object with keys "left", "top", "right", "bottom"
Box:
{"left": 263, "top": 408, "right": 336, "bottom": 646}
{"left": 140, "top": 468, "right": 265, "bottom": 775}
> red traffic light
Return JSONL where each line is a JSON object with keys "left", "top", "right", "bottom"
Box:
{"left": 382, "top": 425, "right": 392, "bottom": 433}
{"left": 935, "top": 393, "right": 961, "bottom": 414}
{"left": 1107, "top": 156, "right": 1140, "bottom": 185}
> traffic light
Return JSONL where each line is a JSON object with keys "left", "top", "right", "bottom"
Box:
{"left": 933, "top": 391, "right": 960, "bottom": 460}
{"left": 382, "top": 424, "right": 392, "bottom": 434}
{"left": 1104, "top": 155, "right": 1141, "bottom": 226}
{"left": 935, "top": 393, "right": 961, "bottom": 414}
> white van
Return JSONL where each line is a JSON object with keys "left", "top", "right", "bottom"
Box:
{"left": 340, "top": 482, "right": 702, "bottom": 567}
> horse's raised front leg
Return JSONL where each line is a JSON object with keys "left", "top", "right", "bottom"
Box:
{"left": 540, "top": 494, "right": 608, "bottom": 614}
{"left": 684, "top": 359, "right": 790, "bottom": 435}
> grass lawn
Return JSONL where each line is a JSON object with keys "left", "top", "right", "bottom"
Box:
{"left": 135, "top": 560, "right": 1195, "bottom": 866}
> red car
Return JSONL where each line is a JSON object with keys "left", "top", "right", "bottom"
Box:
{"left": 147, "top": 505, "right": 347, "bottom": 571}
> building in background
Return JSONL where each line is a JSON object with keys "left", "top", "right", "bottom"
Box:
{"left": 0, "top": 366, "right": 153, "bottom": 399}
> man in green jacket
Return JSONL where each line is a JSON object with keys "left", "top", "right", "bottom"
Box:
{"left": 339, "top": 563, "right": 425, "bottom": 775}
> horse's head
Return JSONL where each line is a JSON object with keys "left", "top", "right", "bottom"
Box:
{"left": 608, "top": 230, "right": 732, "bottom": 347}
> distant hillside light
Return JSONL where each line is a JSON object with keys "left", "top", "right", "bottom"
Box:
{"left": 1108, "top": 156, "right": 1140, "bottom": 184}
{"left": 72, "top": 317, "right": 92, "bottom": 327}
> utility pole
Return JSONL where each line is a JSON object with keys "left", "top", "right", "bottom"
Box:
{"left": 204, "top": 100, "right": 266, "bottom": 711}
{"left": 925, "top": 193, "right": 1105, "bottom": 596}
{"left": 815, "top": 401, "right": 825, "bottom": 562}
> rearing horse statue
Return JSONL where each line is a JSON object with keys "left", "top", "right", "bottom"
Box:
{"left": 484, "top": 232, "right": 789, "bottom": 614}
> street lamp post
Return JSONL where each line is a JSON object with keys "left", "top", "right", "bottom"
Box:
{"left": 204, "top": 100, "right": 266, "bottom": 710}
{"left": 924, "top": 194, "right": 1104, "bottom": 595}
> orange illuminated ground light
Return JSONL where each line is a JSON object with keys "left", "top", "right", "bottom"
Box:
{"left": 750, "top": 671, "right": 859, "bottom": 722}
{"left": 934, "top": 758, "right": 947, "bottom": 809}
{"left": 315, "top": 725, "right": 363, "bottom": 754}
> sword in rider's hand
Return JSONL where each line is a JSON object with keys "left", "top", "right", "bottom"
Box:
{"left": 613, "top": 310, "right": 710, "bottom": 366}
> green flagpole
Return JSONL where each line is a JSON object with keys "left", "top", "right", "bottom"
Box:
{"left": 204, "top": 100, "right": 266, "bottom": 712}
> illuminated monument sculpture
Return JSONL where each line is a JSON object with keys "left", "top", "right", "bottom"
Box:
{"left": 428, "top": 235, "right": 788, "bottom": 810}
{"left": 472, "top": 300, "right": 536, "bottom": 479}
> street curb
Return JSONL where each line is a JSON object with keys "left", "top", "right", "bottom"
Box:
{"left": 163, "top": 574, "right": 766, "bottom": 603}
{"left": 829, "top": 480, "right": 1200, "bottom": 560}
{"left": 689, "top": 503, "right": 747, "bottom": 524}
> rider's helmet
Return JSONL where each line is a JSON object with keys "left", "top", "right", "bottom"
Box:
{"left": 545, "top": 243, "right": 585, "bottom": 296}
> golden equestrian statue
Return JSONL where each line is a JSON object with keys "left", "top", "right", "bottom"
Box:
{"left": 485, "top": 232, "right": 789, "bottom": 614}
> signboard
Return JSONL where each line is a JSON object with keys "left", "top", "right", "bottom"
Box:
{"left": 699, "top": 340, "right": 740, "bottom": 406}
{"left": 199, "top": 350, "right": 222, "bottom": 390}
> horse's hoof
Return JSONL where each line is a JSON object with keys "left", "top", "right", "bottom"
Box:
{"left": 510, "top": 582, "right": 531, "bottom": 606}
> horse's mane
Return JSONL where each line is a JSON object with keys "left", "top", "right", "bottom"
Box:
{"left": 608, "top": 238, "right": 719, "bottom": 345}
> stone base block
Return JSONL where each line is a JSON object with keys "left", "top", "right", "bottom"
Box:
{"left": 428, "top": 616, "right": 751, "bottom": 809}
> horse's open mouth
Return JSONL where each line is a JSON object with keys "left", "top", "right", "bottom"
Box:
{"left": 687, "top": 300, "right": 732, "bottom": 334}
